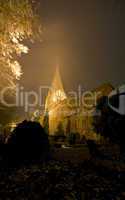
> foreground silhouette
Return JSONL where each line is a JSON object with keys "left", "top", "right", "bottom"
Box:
{"left": 6, "top": 120, "right": 50, "bottom": 164}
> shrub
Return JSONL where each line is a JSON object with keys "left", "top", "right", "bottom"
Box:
{"left": 6, "top": 120, "right": 50, "bottom": 163}
{"left": 67, "top": 132, "right": 79, "bottom": 145}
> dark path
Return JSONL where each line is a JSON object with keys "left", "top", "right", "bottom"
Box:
{"left": 52, "top": 146, "right": 90, "bottom": 163}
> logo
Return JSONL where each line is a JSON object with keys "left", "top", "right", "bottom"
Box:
{"left": 108, "top": 85, "right": 125, "bottom": 115}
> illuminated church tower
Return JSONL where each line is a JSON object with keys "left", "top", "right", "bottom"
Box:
{"left": 42, "top": 66, "right": 113, "bottom": 139}
{"left": 45, "top": 67, "right": 67, "bottom": 135}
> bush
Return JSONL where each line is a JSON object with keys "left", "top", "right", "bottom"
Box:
{"left": 55, "top": 122, "right": 65, "bottom": 136}
{"left": 67, "top": 132, "right": 80, "bottom": 145}
{"left": 6, "top": 120, "right": 50, "bottom": 163}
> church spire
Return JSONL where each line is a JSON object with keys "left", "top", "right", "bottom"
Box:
{"left": 45, "top": 65, "right": 66, "bottom": 110}
{"left": 52, "top": 65, "right": 65, "bottom": 92}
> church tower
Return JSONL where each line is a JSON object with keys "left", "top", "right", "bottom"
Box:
{"left": 45, "top": 66, "right": 66, "bottom": 110}
{"left": 45, "top": 66, "right": 67, "bottom": 135}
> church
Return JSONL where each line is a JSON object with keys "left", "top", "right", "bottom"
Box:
{"left": 40, "top": 67, "right": 113, "bottom": 140}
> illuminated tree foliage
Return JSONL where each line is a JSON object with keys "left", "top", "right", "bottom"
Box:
{"left": 0, "top": 0, "right": 41, "bottom": 92}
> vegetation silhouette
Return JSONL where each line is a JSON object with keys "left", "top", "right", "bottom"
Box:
{"left": 6, "top": 120, "right": 50, "bottom": 164}
{"left": 93, "top": 95, "right": 125, "bottom": 154}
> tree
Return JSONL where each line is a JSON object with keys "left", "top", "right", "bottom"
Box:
{"left": 55, "top": 122, "right": 65, "bottom": 137}
{"left": 93, "top": 95, "right": 125, "bottom": 153}
{"left": 67, "top": 132, "right": 77, "bottom": 145}
{"left": 0, "top": 0, "right": 41, "bottom": 92}
{"left": 0, "top": 0, "right": 41, "bottom": 125}
{"left": 43, "top": 109, "right": 49, "bottom": 135}
{"left": 7, "top": 120, "right": 50, "bottom": 162}
{"left": 66, "top": 118, "right": 71, "bottom": 135}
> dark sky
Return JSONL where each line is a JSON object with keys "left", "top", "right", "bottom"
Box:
{"left": 19, "top": 0, "right": 125, "bottom": 92}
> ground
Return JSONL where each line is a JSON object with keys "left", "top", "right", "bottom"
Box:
{"left": 0, "top": 145, "right": 125, "bottom": 200}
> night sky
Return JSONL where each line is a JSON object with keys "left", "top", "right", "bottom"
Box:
{"left": 19, "top": 0, "right": 125, "bottom": 92}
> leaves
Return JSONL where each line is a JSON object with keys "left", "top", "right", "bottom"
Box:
{"left": 0, "top": 0, "right": 41, "bottom": 92}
